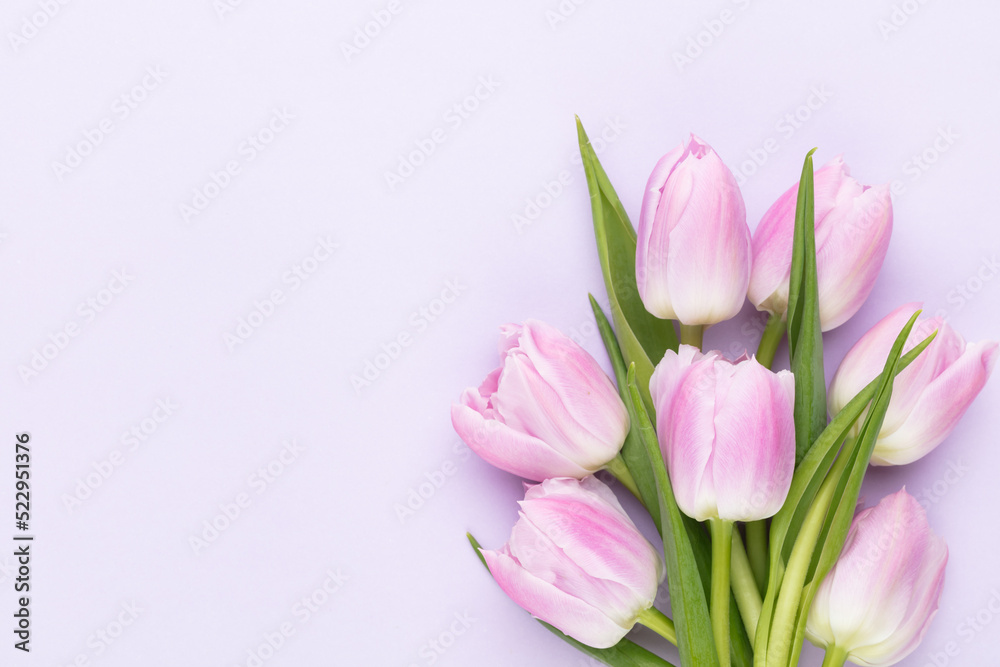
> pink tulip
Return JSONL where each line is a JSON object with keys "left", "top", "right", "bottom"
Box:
{"left": 828, "top": 303, "right": 998, "bottom": 465}
{"left": 451, "top": 320, "right": 629, "bottom": 481}
{"left": 636, "top": 134, "right": 752, "bottom": 326}
{"left": 480, "top": 477, "right": 663, "bottom": 648}
{"left": 650, "top": 345, "right": 796, "bottom": 521}
{"left": 748, "top": 155, "right": 893, "bottom": 331}
{"left": 806, "top": 489, "right": 948, "bottom": 666}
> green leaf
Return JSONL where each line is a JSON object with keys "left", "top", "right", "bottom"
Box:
{"left": 539, "top": 622, "right": 678, "bottom": 667}
{"left": 467, "top": 533, "right": 677, "bottom": 667}
{"left": 785, "top": 148, "right": 826, "bottom": 466}
{"left": 590, "top": 294, "right": 662, "bottom": 531}
{"left": 577, "top": 117, "right": 678, "bottom": 413}
{"left": 624, "top": 365, "right": 719, "bottom": 667}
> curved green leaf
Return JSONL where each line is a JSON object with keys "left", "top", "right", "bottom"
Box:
{"left": 577, "top": 117, "right": 678, "bottom": 414}
{"left": 590, "top": 294, "right": 662, "bottom": 531}
{"left": 786, "top": 148, "right": 826, "bottom": 466}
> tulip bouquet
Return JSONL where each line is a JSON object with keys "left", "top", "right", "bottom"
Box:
{"left": 456, "top": 120, "right": 997, "bottom": 667}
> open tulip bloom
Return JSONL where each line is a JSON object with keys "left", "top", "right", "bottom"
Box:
{"left": 451, "top": 319, "right": 632, "bottom": 482}
{"left": 458, "top": 121, "right": 994, "bottom": 667}
{"left": 828, "top": 303, "right": 998, "bottom": 466}
{"left": 480, "top": 477, "right": 668, "bottom": 649}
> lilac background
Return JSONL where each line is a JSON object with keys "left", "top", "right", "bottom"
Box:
{"left": 2, "top": 1, "right": 998, "bottom": 665}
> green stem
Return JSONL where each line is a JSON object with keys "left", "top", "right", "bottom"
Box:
{"left": 730, "top": 529, "right": 762, "bottom": 642}
{"left": 755, "top": 313, "right": 784, "bottom": 369}
{"left": 821, "top": 645, "right": 849, "bottom": 667}
{"left": 709, "top": 518, "right": 734, "bottom": 667}
{"left": 766, "top": 451, "right": 850, "bottom": 667}
{"left": 745, "top": 520, "right": 769, "bottom": 596}
{"left": 636, "top": 607, "right": 677, "bottom": 646}
{"left": 679, "top": 323, "right": 704, "bottom": 349}
{"left": 605, "top": 455, "right": 641, "bottom": 500}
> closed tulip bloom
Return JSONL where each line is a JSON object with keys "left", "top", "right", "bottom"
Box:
{"left": 828, "top": 303, "right": 998, "bottom": 465}
{"left": 806, "top": 489, "right": 948, "bottom": 667}
{"left": 451, "top": 320, "right": 629, "bottom": 481}
{"left": 650, "top": 345, "right": 796, "bottom": 522}
{"left": 748, "top": 155, "right": 893, "bottom": 331}
{"left": 481, "top": 477, "right": 664, "bottom": 648}
{"left": 636, "top": 134, "right": 751, "bottom": 326}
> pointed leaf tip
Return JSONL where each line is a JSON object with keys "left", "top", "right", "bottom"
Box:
{"left": 467, "top": 533, "right": 489, "bottom": 569}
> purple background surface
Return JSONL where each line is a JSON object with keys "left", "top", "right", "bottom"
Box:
{"left": 2, "top": 1, "right": 998, "bottom": 665}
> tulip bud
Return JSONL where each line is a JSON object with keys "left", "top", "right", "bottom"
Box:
{"left": 650, "top": 345, "right": 796, "bottom": 522}
{"left": 806, "top": 489, "right": 948, "bottom": 666}
{"left": 636, "top": 134, "right": 751, "bottom": 326}
{"left": 481, "top": 477, "right": 664, "bottom": 648}
{"left": 451, "top": 320, "right": 630, "bottom": 481}
{"left": 828, "top": 303, "right": 998, "bottom": 465}
{"left": 748, "top": 155, "right": 893, "bottom": 331}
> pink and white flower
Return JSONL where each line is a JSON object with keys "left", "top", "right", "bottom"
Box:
{"left": 452, "top": 320, "right": 629, "bottom": 481}
{"left": 636, "top": 134, "right": 752, "bottom": 326}
{"left": 828, "top": 303, "right": 998, "bottom": 465}
{"left": 807, "top": 489, "right": 948, "bottom": 666}
{"left": 481, "top": 477, "right": 663, "bottom": 648}
{"left": 749, "top": 155, "right": 892, "bottom": 331}
{"left": 650, "top": 345, "right": 796, "bottom": 522}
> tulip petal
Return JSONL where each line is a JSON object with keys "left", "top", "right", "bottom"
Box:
{"left": 649, "top": 345, "right": 708, "bottom": 411}
{"left": 519, "top": 494, "right": 662, "bottom": 604}
{"left": 873, "top": 340, "right": 999, "bottom": 465}
{"left": 748, "top": 183, "right": 797, "bottom": 315}
{"left": 807, "top": 490, "right": 949, "bottom": 666}
{"left": 748, "top": 155, "right": 852, "bottom": 316}
{"left": 823, "top": 507, "right": 917, "bottom": 650}
{"left": 510, "top": 508, "right": 646, "bottom": 628}
{"left": 812, "top": 156, "right": 855, "bottom": 212}
{"left": 828, "top": 303, "right": 922, "bottom": 416}
{"left": 514, "top": 321, "right": 629, "bottom": 450}
{"left": 637, "top": 143, "right": 687, "bottom": 319}
{"left": 748, "top": 155, "right": 887, "bottom": 330}
{"left": 664, "top": 144, "right": 750, "bottom": 325}
{"left": 494, "top": 353, "right": 614, "bottom": 472}
{"left": 661, "top": 354, "right": 720, "bottom": 521}
{"left": 451, "top": 402, "right": 591, "bottom": 480}
{"left": 863, "top": 537, "right": 947, "bottom": 664}
{"left": 813, "top": 184, "right": 893, "bottom": 331}
{"left": 712, "top": 361, "right": 796, "bottom": 521}
{"left": 482, "top": 547, "right": 631, "bottom": 649}
{"left": 875, "top": 317, "right": 965, "bottom": 439}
